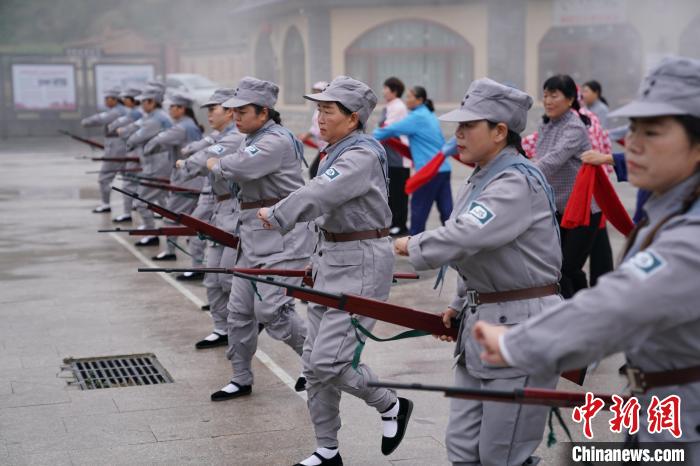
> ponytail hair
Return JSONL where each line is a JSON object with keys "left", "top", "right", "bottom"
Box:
{"left": 184, "top": 107, "right": 205, "bottom": 133}
{"left": 487, "top": 121, "right": 527, "bottom": 158}
{"left": 583, "top": 80, "right": 608, "bottom": 106}
{"left": 542, "top": 74, "right": 590, "bottom": 126}
{"left": 252, "top": 104, "right": 282, "bottom": 125}
{"left": 411, "top": 86, "right": 434, "bottom": 112}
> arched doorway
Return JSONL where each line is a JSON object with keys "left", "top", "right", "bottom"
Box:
{"left": 345, "top": 19, "right": 474, "bottom": 103}
{"left": 283, "top": 27, "right": 306, "bottom": 105}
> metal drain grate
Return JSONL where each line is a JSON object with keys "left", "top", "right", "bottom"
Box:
{"left": 63, "top": 353, "right": 174, "bottom": 390}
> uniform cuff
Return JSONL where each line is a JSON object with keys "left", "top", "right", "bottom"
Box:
{"left": 499, "top": 333, "right": 516, "bottom": 367}
{"left": 407, "top": 234, "right": 431, "bottom": 270}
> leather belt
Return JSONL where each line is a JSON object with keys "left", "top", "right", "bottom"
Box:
{"left": 623, "top": 364, "right": 700, "bottom": 394}
{"left": 466, "top": 284, "right": 559, "bottom": 307}
{"left": 240, "top": 197, "right": 283, "bottom": 210}
{"left": 322, "top": 228, "right": 390, "bottom": 242}
{"left": 216, "top": 193, "right": 232, "bottom": 202}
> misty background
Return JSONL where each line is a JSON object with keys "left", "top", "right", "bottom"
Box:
{"left": 0, "top": 0, "right": 699, "bottom": 137}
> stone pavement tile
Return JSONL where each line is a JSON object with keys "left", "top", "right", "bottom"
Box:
{"left": 0, "top": 390, "right": 71, "bottom": 410}
{"left": 0, "top": 450, "right": 73, "bottom": 466}
{"left": 0, "top": 416, "right": 66, "bottom": 444}
{"left": 69, "top": 437, "right": 227, "bottom": 466}
{"left": 149, "top": 388, "right": 310, "bottom": 442}
{"left": 0, "top": 356, "right": 23, "bottom": 371}
{"left": 110, "top": 383, "right": 210, "bottom": 413}
{"left": 0, "top": 382, "right": 11, "bottom": 396}
{"left": 5, "top": 419, "right": 156, "bottom": 456}
{"left": 214, "top": 428, "right": 318, "bottom": 466}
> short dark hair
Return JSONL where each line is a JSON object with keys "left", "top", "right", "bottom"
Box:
{"left": 542, "top": 74, "right": 590, "bottom": 126}
{"left": 486, "top": 120, "right": 527, "bottom": 157}
{"left": 383, "top": 77, "right": 405, "bottom": 98}
{"left": 336, "top": 101, "right": 364, "bottom": 131}
{"left": 252, "top": 104, "right": 282, "bottom": 125}
{"left": 675, "top": 115, "right": 700, "bottom": 146}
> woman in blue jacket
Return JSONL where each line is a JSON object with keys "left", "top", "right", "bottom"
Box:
{"left": 374, "top": 86, "right": 452, "bottom": 235}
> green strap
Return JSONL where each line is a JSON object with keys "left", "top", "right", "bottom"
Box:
{"left": 350, "top": 317, "right": 428, "bottom": 370}
{"left": 249, "top": 280, "right": 263, "bottom": 301}
{"left": 547, "top": 406, "right": 574, "bottom": 447}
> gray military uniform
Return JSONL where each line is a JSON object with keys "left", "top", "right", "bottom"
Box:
{"left": 503, "top": 172, "right": 700, "bottom": 460}
{"left": 107, "top": 106, "right": 143, "bottom": 216}
{"left": 126, "top": 108, "right": 172, "bottom": 229}
{"left": 144, "top": 115, "right": 203, "bottom": 254}
{"left": 211, "top": 119, "right": 314, "bottom": 387}
{"left": 181, "top": 123, "right": 245, "bottom": 333}
{"left": 407, "top": 149, "right": 562, "bottom": 466}
{"left": 268, "top": 130, "right": 397, "bottom": 448}
{"left": 179, "top": 133, "right": 219, "bottom": 266}
{"left": 81, "top": 103, "right": 128, "bottom": 206}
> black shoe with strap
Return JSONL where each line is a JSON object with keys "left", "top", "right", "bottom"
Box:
{"left": 293, "top": 451, "right": 343, "bottom": 466}
{"left": 195, "top": 333, "right": 228, "bottom": 349}
{"left": 152, "top": 252, "right": 176, "bottom": 261}
{"left": 381, "top": 397, "right": 413, "bottom": 455}
{"left": 176, "top": 271, "right": 204, "bottom": 281}
{"left": 134, "top": 236, "right": 159, "bottom": 247}
{"left": 210, "top": 381, "right": 252, "bottom": 401}
{"left": 112, "top": 215, "right": 132, "bottom": 223}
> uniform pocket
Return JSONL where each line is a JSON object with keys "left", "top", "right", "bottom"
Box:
{"left": 320, "top": 248, "right": 363, "bottom": 294}
{"left": 475, "top": 303, "right": 531, "bottom": 326}
{"left": 250, "top": 227, "right": 284, "bottom": 256}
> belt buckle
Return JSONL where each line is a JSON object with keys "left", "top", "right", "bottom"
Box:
{"left": 625, "top": 366, "right": 647, "bottom": 394}
{"left": 466, "top": 289, "right": 480, "bottom": 308}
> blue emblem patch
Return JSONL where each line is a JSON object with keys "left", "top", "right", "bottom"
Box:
{"left": 245, "top": 144, "right": 260, "bottom": 156}
{"left": 466, "top": 201, "right": 495, "bottom": 228}
{"left": 207, "top": 144, "right": 225, "bottom": 155}
{"left": 624, "top": 250, "right": 666, "bottom": 280}
{"left": 323, "top": 167, "right": 341, "bottom": 181}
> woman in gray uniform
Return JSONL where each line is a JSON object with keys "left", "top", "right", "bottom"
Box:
{"left": 176, "top": 88, "right": 245, "bottom": 344}
{"left": 259, "top": 76, "right": 413, "bottom": 466}
{"left": 125, "top": 86, "right": 172, "bottom": 247}
{"left": 108, "top": 87, "right": 143, "bottom": 223}
{"left": 206, "top": 77, "right": 314, "bottom": 402}
{"left": 80, "top": 86, "right": 128, "bottom": 214}
{"left": 394, "top": 78, "right": 562, "bottom": 466}
{"left": 475, "top": 55, "right": 700, "bottom": 462}
{"left": 144, "top": 92, "right": 204, "bottom": 261}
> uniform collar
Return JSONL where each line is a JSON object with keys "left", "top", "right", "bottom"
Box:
{"left": 468, "top": 148, "right": 520, "bottom": 183}
{"left": 323, "top": 129, "right": 362, "bottom": 155}
{"left": 245, "top": 119, "right": 275, "bottom": 144}
{"left": 642, "top": 171, "right": 700, "bottom": 224}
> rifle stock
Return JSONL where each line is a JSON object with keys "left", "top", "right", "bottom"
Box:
{"left": 87, "top": 168, "right": 142, "bottom": 175}
{"left": 111, "top": 187, "right": 239, "bottom": 248}
{"left": 91, "top": 157, "right": 140, "bottom": 162}
{"left": 99, "top": 227, "right": 196, "bottom": 236}
{"left": 58, "top": 130, "right": 104, "bottom": 150}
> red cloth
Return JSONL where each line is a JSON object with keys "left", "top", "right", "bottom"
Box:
{"left": 302, "top": 137, "right": 318, "bottom": 149}
{"left": 561, "top": 164, "right": 634, "bottom": 235}
{"left": 382, "top": 137, "right": 412, "bottom": 161}
{"left": 404, "top": 152, "right": 445, "bottom": 194}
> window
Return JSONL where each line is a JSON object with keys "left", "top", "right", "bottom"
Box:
{"left": 283, "top": 27, "right": 306, "bottom": 105}
{"left": 345, "top": 19, "right": 473, "bottom": 103}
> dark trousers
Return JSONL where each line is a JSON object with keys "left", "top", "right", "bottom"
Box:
{"left": 588, "top": 225, "right": 614, "bottom": 286}
{"left": 388, "top": 166, "right": 410, "bottom": 232}
{"left": 409, "top": 171, "right": 453, "bottom": 235}
{"left": 557, "top": 212, "right": 602, "bottom": 299}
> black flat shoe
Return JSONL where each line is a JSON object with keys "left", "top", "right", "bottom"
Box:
{"left": 293, "top": 451, "right": 343, "bottom": 466}
{"left": 294, "top": 376, "right": 306, "bottom": 392}
{"left": 92, "top": 205, "right": 111, "bottom": 213}
{"left": 112, "top": 215, "right": 132, "bottom": 223}
{"left": 381, "top": 397, "right": 413, "bottom": 455}
{"left": 201, "top": 304, "right": 211, "bottom": 311}
{"left": 195, "top": 333, "right": 228, "bottom": 349}
{"left": 176, "top": 271, "right": 204, "bottom": 281}
{"left": 134, "top": 236, "right": 159, "bottom": 247}
{"left": 210, "top": 381, "right": 251, "bottom": 401}
{"left": 152, "top": 252, "right": 177, "bottom": 261}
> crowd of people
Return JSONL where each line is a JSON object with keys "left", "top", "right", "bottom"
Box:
{"left": 78, "top": 55, "right": 699, "bottom": 465}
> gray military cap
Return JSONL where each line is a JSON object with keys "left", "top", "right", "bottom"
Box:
{"left": 138, "top": 86, "right": 165, "bottom": 103}
{"left": 223, "top": 77, "right": 278, "bottom": 109}
{"left": 201, "top": 88, "right": 237, "bottom": 108}
{"left": 169, "top": 92, "right": 194, "bottom": 108}
{"left": 304, "top": 76, "right": 378, "bottom": 126}
{"left": 120, "top": 87, "right": 142, "bottom": 99}
{"left": 440, "top": 78, "right": 533, "bottom": 133}
{"left": 610, "top": 55, "right": 700, "bottom": 119}
{"left": 103, "top": 87, "right": 122, "bottom": 99}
